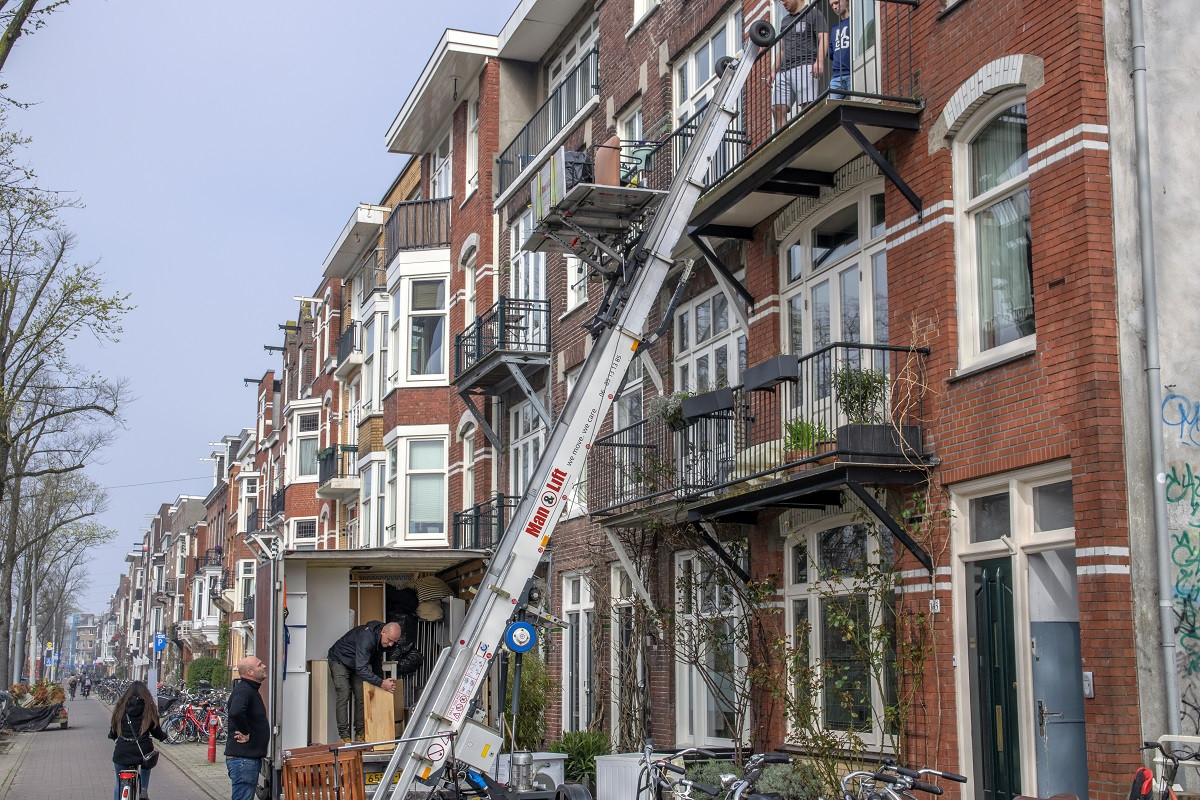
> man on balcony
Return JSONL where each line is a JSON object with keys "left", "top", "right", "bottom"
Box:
{"left": 772, "top": 0, "right": 830, "bottom": 129}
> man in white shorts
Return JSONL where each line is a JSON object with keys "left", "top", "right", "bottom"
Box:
{"left": 772, "top": 0, "right": 829, "bottom": 129}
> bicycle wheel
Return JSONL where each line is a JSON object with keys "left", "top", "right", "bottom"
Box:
{"left": 183, "top": 718, "right": 200, "bottom": 743}
{"left": 213, "top": 712, "right": 228, "bottom": 743}
{"left": 164, "top": 716, "right": 187, "bottom": 744}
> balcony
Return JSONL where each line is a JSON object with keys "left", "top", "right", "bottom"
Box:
{"left": 454, "top": 297, "right": 551, "bottom": 389}
{"left": 334, "top": 322, "right": 362, "bottom": 381}
{"left": 637, "top": 1, "right": 920, "bottom": 240}
{"left": 589, "top": 343, "right": 931, "bottom": 516}
{"left": 193, "top": 548, "right": 223, "bottom": 572}
{"left": 244, "top": 510, "right": 267, "bottom": 535}
{"left": 453, "top": 494, "right": 519, "bottom": 551}
{"left": 242, "top": 592, "right": 256, "bottom": 621}
{"left": 384, "top": 197, "right": 451, "bottom": 264}
{"left": 357, "top": 248, "right": 388, "bottom": 306}
{"left": 269, "top": 487, "right": 286, "bottom": 520}
{"left": 496, "top": 48, "right": 599, "bottom": 198}
{"left": 316, "top": 444, "right": 360, "bottom": 500}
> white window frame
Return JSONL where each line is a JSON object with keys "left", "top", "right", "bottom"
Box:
{"left": 565, "top": 255, "right": 588, "bottom": 313}
{"left": 289, "top": 408, "right": 321, "bottom": 482}
{"left": 673, "top": 9, "right": 743, "bottom": 127}
{"left": 561, "top": 573, "right": 594, "bottom": 733}
{"left": 610, "top": 565, "right": 645, "bottom": 742}
{"left": 953, "top": 90, "right": 1034, "bottom": 372}
{"left": 547, "top": 16, "right": 599, "bottom": 94}
{"left": 674, "top": 549, "right": 747, "bottom": 747}
{"left": 614, "top": 360, "right": 644, "bottom": 503}
{"left": 385, "top": 425, "right": 451, "bottom": 545}
{"left": 431, "top": 130, "right": 452, "bottom": 199}
{"left": 783, "top": 514, "right": 895, "bottom": 747}
{"left": 509, "top": 398, "right": 546, "bottom": 496}
{"left": 461, "top": 425, "right": 476, "bottom": 510}
{"left": 236, "top": 559, "right": 255, "bottom": 612}
{"left": 391, "top": 271, "right": 451, "bottom": 389}
{"left": 633, "top": 0, "right": 659, "bottom": 27}
{"left": 510, "top": 211, "right": 549, "bottom": 347}
{"left": 386, "top": 444, "right": 399, "bottom": 545}
{"left": 291, "top": 518, "right": 318, "bottom": 551}
{"left": 674, "top": 282, "right": 746, "bottom": 394}
{"left": 618, "top": 103, "right": 648, "bottom": 187}
{"left": 465, "top": 96, "right": 480, "bottom": 195}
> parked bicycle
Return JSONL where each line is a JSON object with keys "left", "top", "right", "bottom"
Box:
{"left": 837, "top": 758, "right": 967, "bottom": 800}
{"left": 162, "top": 699, "right": 227, "bottom": 744}
{"left": 1134, "top": 740, "right": 1200, "bottom": 800}
{"left": 637, "top": 744, "right": 716, "bottom": 800}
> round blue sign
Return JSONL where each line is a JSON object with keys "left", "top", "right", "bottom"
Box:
{"left": 504, "top": 622, "right": 537, "bottom": 653}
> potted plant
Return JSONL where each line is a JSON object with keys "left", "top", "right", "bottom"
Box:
{"left": 649, "top": 392, "right": 692, "bottom": 431}
{"left": 832, "top": 367, "right": 921, "bottom": 462}
{"left": 783, "top": 418, "right": 833, "bottom": 464}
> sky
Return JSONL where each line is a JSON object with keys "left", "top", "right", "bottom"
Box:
{"left": 4, "top": 0, "right": 517, "bottom": 615}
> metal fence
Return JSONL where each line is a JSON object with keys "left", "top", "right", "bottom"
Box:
{"left": 452, "top": 494, "right": 519, "bottom": 550}
{"left": 588, "top": 343, "right": 928, "bottom": 514}
{"left": 336, "top": 322, "right": 360, "bottom": 365}
{"left": 384, "top": 197, "right": 451, "bottom": 264}
{"left": 317, "top": 444, "right": 358, "bottom": 485}
{"left": 496, "top": 49, "right": 600, "bottom": 196}
{"left": 454, "top": 297, "right": 551, "bottom": 378}
{"left": 357, "top": 249, "right": 388, "bottom": 306}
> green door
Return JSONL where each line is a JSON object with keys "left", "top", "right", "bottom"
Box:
{"left": 970, "top": 559, "right": 1021, "bottom": 800}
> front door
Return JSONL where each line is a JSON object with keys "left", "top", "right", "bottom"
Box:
{"left": 970, "top": 558, "right": 1021, "bottom": 800}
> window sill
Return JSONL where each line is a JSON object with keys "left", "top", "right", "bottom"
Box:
{"left": 461, "top": 184, "right": 478, "bottom": 209}
{"left": 559, "top": 301, "right": 590, "bottom": 323}
{"left": 626, "top": 3, "right": 659, "bottom": 40}
{"left": 947, "top": 342, "right": 1036, "bottom": 383}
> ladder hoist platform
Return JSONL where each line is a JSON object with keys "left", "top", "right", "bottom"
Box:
{"left": 371, "top": 19, "right": 777, "bottom": 800}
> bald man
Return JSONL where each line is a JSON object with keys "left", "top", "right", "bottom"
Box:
{"left": 327, "top": 621, "right": 403, "bottom": 742}
{"left": 225, "top": 656, "right": 269, "bottom": 800}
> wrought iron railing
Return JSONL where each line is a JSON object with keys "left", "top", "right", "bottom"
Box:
{"left": 453, "top": 494, "right": 519, "bottom": 550}
{"left": 357, "top": 249, "right": 387, "bottom": 305}
{"left": 496, "top": 48, "right": 600, "bottom": 196}
{"left": 193, "top": 548, "right": 223, "bottom": 572}
{"left": 317, "top": 444, "right": 358, "bottom": 485}
{"left": 640, "top": 0, "right": 917, "bottom": 193}
{"left": 454, "top": 297, "right": 551, "bottom": 379}
{"left": 337, "top": 322, "right": 361, "bottom": 365}
{"left": 270, "top": 487, "right": 286, "bottom": 519}
{"left": 384, "top": 198, "right": 451, "bottom": 263}
{"left": 243, "top": 510, "right": 265, "bottom": 534}
{"left": 242, "top": 593, "right": 256, "bottom": 621}
{"left": 588, "top": 343, "right": 928, "bottom": 514}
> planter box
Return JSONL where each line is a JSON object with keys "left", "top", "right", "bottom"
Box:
{"left": 681, "top": 387, "right": 734, "bottom": 421}
{"left": 743, "top": 354, "right": 799, "bottom": 391}
{"left": 835, "top": 424, "right": 922, "bottom": 463}
{"left": 597, "top": 753, "right": 666, "bottom": 800}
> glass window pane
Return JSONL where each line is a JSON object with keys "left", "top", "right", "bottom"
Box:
{"left": 696, "top": 300, "right": 712, "bottom": 343}
{"left": 817, "top": 524, "right": 868, "bottom": 578}
{"left": 715, "top": 345, "right": 729, "bottom": 387}
{"left": 840, "top": 266, "right": 861, "bottom": 343}
{"left": 678, "top": 310, "right": 690, "bottom": 351}
{"left": 821, "top": 594, "right": 872, "bottom": 731}
{"left": 408, "top": 474, "right": 444, "bottom": 533}
{"left": 410, "top": 315, "right": 445, "bottom": 375}
{"left": 412, "top": 279, "right": 446, "bottom": 311}
{"left": 409, "top": 440, "right": 445, "bottom": 470}
{"left": 970, "top": 103, "right": 1028, "bottom": 198}
{"left": 812, "top": 204, "right": 860, "bottom": 272}
{"left": 788, "top": 295, "right": 805, "bottom": 354}
{"left": 298, "top": 437, "right": 318, "bottom": 476}
{"left": 792, "top": 541, "right": 809, "bottom": 584}
{"left": 713, "top": 292, "right": 730, "bottom": 336}
{"left": 872, "top": 251, "right": 888, "bottom": 347}
{"left": 1034, "top": 480, "right": 1074, "bottom": 531}
{"left": 812, "top": 282, "right": 831, "bottom": 348}
{"left": 696, "top": 354, "right": 710, "bottom": 391}
{"left": 679, "top": 364, "right": 690, "bottom": 393}
{"left": 696, "top": 42, "right": 710, "bottom": 85}
{"left": 970, "top": 492, "right": 1010, "bottom": 542}
{"left": 871, "top": 194, "right": 886, "bottom": 239}
{"left": 788, "top": 243, "right": 804, "bottom": 283}
{"left": 976, "top": 189, "right": 1034, "bottom": 350}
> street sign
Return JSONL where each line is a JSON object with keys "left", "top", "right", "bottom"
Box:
{"left": 154, "top": 633, "right": 166, "bottom": 652}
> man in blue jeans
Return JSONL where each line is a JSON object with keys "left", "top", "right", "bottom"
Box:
{"left": 226, "top": 656, "right": 270, "bottom": 800}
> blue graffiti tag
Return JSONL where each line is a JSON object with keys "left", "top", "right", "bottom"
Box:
{"left": 1164, "top": 394, "right": 1200, "bottom": 446}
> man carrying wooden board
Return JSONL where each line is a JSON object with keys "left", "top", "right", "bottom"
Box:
{"left": 326, "top": 621, "right": 402, "bottom": 743}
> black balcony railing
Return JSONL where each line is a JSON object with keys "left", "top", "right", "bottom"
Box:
{"left": 357, "top": 249, "right": 387, "bottom": 305}
{"left": 242, "top": 593, "right": 255, "bottom": 621}
{"left": 270, "top": 487, "right": 286, "bottom": 519}
{"left": 244, "top": 510, "right": 265, "bottom": 534}
{"left": 453, "top": 494, "right": 519, "bottom": 550}
{"left": 588, "top": 343, "right": 929, "bottom": 514}
{"left": 454, "top": 297, "right": 551, "bottom": 379}
{"left": 639, "top": 0, "right": 916, "bottom": 193}
{"left": 221, "top": 570, "right": 234, "bottom": 590}
{"left": 318, "top": 444, "right": 358, "bottom": 485}
{"left": 496, "top": 48, "right": 600, "bottom": 196}
{"left": 193, "top": 548, "right": 223, "bottom": 572}
{"left": 337, "top": 322, "right": 361, "bottom": 365}
{"left": 385, "top": 198, "right": 451, "bottom": 264}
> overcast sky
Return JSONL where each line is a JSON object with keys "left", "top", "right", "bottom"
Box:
{"left": 5, "top": 1, "right": 515, "bottom": 615}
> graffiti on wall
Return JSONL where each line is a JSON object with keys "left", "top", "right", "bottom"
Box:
{"left": 1164, "top": 392, "right": 1200, "bottom": 732}
{"left": 1163, "top": 393, "right": 1200, "bottom": 446}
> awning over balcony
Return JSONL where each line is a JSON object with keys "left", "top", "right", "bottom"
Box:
{"left": 322, "top": 204, "right": 388, "bottom": 280}
{"left": 386, "top": 30, "right": 497, "bottom": 155}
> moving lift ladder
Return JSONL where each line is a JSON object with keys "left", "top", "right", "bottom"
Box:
{"left": 373, "top": 20, "right": 777, "bottom": 800}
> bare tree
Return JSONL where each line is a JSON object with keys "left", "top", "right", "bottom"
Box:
{"left": 0, "top": 1, "right": 69, "bottom": 78}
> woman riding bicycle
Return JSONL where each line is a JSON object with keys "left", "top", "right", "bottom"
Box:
{"left": 108, "top": 681, "right": 167, "bottom": 800}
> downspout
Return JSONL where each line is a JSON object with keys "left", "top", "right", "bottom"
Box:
{"left": 1129, "top": 0, "right": 1180, "bottom": 733}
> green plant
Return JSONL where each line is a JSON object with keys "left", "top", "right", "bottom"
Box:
{"left": 550, "top": 729, "right": 610, "bottom": 784}
{"left": 784, "top": 418, "right": 831, "bottom": 451}
{"left": 505, "top": 651, "right": 551, "bottom": 751}
{"left": 648, "top": 392, "right": 691, "bottom": 427}
{"left": 833, "top": 367, "right": 888, "bottom": 424}
{"left": 185, "top": 656, "right": 222, "bottom": 690}
{"left": 684, "top": 760, "right": 824, "bottom": 800}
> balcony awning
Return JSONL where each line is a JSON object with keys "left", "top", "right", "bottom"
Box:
{"left": 322, "top": 204, "right": 388, "bottom": 280}
{"left": 686, "top": 463, "right": 933, "bottom": 574}
{"left": 497, "top": 0, "right": 590, "bottom": 61}
{"left": 386, "top": 30, "right": 497, "bottom": 155}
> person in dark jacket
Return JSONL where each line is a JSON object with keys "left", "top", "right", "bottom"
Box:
{"left": 108, "top": 681, "right": 166, "bottom": 800}
{"left": 226, "top": 656, "right": 270, "bottom": 800}
{"left": 327, "top": 620, "right": 402, "bottom": 741}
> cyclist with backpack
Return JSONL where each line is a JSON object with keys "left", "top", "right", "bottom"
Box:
{"left": 108, "top": 681, "right": 167, "bottom": 800}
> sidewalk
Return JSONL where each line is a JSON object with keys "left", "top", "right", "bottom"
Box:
{"left": 0, "top": 730, "right": 34, "bottom": 798}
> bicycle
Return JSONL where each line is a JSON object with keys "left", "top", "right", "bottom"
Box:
{"left": 115, "top": 768, "right": 140, "bottom": 800}
{"left": 1137, "top": 740, "right": 1200, "bottom": 800}
{"left": 637, "top": 744, "right": 716, "bottom": 800}
{"left": 838, "top": 758, "right": 966, "bottom": 800}
{"left": 163, "top": 699, "right": 227, "bottom": 744}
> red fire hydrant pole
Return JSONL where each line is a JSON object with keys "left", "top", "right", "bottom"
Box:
{"left": 207, "top": 709, "right": 218, "bottom": 763}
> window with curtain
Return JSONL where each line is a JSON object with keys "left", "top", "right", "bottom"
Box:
{"left": 410, "top": 278, "right": 447, "bottom": 376}
{"left": 562, "top": 574, "right": 594, "bottom": 732}
{"left": 296, "top": 412, "right": 320, "bottom": 478}
{"left": 407, "top": 439, "right": 446, "bottom": 537}
{"left": 466, "top": 97, "right": 480, "bottom": 193}
{"left": 956, "top": 97, "right": 1033, "bottom": 367}
{"left": 431, "top": 131, "right": 452, "bottom": 199}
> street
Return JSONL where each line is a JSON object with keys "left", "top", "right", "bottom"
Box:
{"left": 0, "top": 694, "right": 230, "bottom": 799}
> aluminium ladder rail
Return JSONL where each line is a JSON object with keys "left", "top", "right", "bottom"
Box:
{"left": 374, "top": 26, "right": 771, "bottom": 800}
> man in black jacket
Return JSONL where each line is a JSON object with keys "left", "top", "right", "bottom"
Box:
{"left": 225, "top": 656, "right": 269, "bottom": 800}
{"left": 327, "top": 620, "right": 401, "bottom": 742}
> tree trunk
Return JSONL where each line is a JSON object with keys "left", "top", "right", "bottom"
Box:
{"left": 0, "top": 484, "right": 23, "bottom": 683}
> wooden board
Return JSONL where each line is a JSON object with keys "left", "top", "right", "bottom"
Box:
{"left": 351, "top": 584, "right": 385, "bottom": 626}
{"left": 308, "top": 660, "right": 332, "bottom": 745}
{"left": 363, "top": 683, "right": 395, "bottom": 751}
